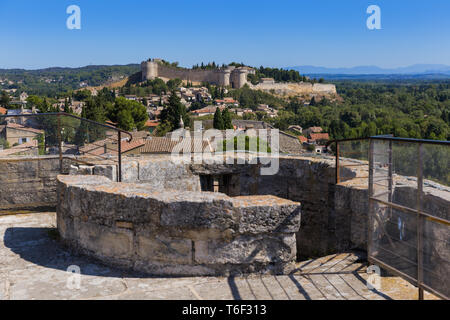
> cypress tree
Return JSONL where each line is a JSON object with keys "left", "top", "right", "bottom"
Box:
{"left": 222, "top": 108, "right": 233, "bottom": 129}
{"left": 213, "top": 107, "right": 224, "bottom": 130}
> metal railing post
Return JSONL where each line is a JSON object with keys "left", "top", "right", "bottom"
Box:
{"left": 368, "top": 139, "right": 374, "bottom": 260}
{"left": 57, "top": 113, "right": 63, "bottom": 173}
{"left": 336, "top": 141, "right": 340, "bottom": 184}
{"left": 118, "top": 131, "right": 122, "bottom": 182}
{"left": 417, "top": 143, "right": 424, "bottom": 300}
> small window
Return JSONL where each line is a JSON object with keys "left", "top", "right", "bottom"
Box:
{"left": 19, "top": 137, "right": 28, "bottom": 144}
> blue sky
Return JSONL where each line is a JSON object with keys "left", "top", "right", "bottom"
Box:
{"left": 0, "top": 0, "right": 449, "bottom": 69}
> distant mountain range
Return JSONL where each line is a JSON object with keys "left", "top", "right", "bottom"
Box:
{"left": 288, "top": 64, "right": 450, "bottom": 76}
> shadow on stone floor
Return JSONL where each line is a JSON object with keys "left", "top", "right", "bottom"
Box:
{"left": 3, "top": 227, "right": 135, "bottom": 278}
{"left": 3, "top": 227, "right": 394, "bottom": 300}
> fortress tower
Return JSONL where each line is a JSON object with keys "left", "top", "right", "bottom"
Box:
{"left": 141, "top": 60, "right": 158, "bottom": 81}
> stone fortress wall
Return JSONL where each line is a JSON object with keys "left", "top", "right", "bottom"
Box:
{"left": 250, "top": 82, "right": 337, "bottom": 96}
{"left": 141, "top": 59, "right": 337, "bottom": 95}
{"left": 141, "top": 59, "right": 250, "bottom": 88}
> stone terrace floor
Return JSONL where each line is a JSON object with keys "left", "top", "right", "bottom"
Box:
{"left": 0, "top": 212, "right": 439, "bottom": 300}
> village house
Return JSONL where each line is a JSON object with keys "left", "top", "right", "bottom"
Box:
{"left": 0, "top": 123, "right": 44, "bottom": 146}
{"left": 214, "top": 97, "right": 238, "bottom": 106}
{"left": 191, "top": 105, "right": 225, "bottom": 117}
{"left": 308, "top": 132, "right": 330, "bottom": 145}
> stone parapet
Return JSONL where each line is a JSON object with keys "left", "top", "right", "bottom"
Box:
{"left": 56, "top": 175, "right": 301, "bottom": 276}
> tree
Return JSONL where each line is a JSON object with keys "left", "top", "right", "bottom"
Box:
{"left": 73, "top": 89, "right": 91, "bottom": 101}
{"left": 167, "top": 78, "right": 182, "bottom": 91}
{"left": 158, "top": 90, "right": 189, "bottom": 133}
{"left": 213, "top": 107, "right": 224, "bottom": 130}
{"left": 0, "top": 91, "right": 10, "bottom": 107}
{"left": 117, "top": 109, "right": 135, "bottom": 131}
{"left": 222, "top": 108, "right": 233, "bottom": 129}
{"left": 108, "top": 97, "right": 148, "bottom": 131}
{"left": 63, "top": 98, "right": 71, "bottom": 113}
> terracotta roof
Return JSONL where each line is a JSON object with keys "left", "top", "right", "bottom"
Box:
{"left": 0, "top": 107, "right": 7, "bottom": 115}
{"left": 309, "top": 133, "right": 329, "bottom": 141}
{"left": 121, "top": 139, "right": 145, "bottom": 153}
{"left": 191, "top": 106, "right": 225, "bottom": 114}
{"left": 79, "top": 138, "right": 145, "bottom": 156}
{"left": 140, "top": 137, "right": 211, "bottom": 154}
{"left": 298, "top": 136, "right": 308, "bottom": 143}
{"left": 6, "top": 123, "right": 44, "bottom": 134}
{"left": 144, "top": 120, "right": 160, "bottom": 127}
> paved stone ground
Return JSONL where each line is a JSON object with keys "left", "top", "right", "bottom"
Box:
{"left": 0, "top": 212, "right": 439, "bottom": 300}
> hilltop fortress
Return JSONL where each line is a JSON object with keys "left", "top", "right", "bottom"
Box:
{"left": 141, "top": 59, "right": 252, "bottom": 88}
{"left": 141, "top": 58, "right": 337, "bottom": 96}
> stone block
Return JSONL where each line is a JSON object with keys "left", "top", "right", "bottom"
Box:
{"left": 78, "top": 165, "right": 94, "bottom": 175}
{"left": 75, "top": 220, "right": 133, "bottom": 259}
{"left": 137, "top": 235, "right": 192, "bottom": 264}
{"left": 160, "top": 197, "right": 237, "bottom": 230}
{"left": 194, "top": 234, "right": 296, "bottom": 265}
{"left": 93, "top": 164, "right": 117, "bottom": 181}
{"left": 121, "top": 161, "right": 139, "bottom": 182}
{"left": 237, "top": 198, "right": 301, "bottom": 234}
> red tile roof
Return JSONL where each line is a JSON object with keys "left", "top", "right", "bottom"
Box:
{"left": 78, "top": 138, "right": 145, "bottom": 156}
{"left": 145, "top": 120, "right": 160, "bottom": 127}
{"left": 298, "top": 136, "right": 308, "bottom": 143}
{"left": 140, "top": 137, "right": 211, "bottom": 154}
{"left": 0, "top": 107, "right": 7, "bottom": 115}
{"left": 309, "top": 133, "right": 329, "bottom": 141}
{"left": 121, "top": 139, "right": 145, "bottom": 153}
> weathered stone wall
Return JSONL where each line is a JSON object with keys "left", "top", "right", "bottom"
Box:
{"left": 251, "top": 82, "right": 337, "bottom": 96}
{"left": 57, "top": 175, "right": 301, "bottom": 276}
{"left": 141, "top": 61, "right": 249, "bottom": 88}
{"left": 69, "top": 154, "right": 449, "bottom": 264}
{"left": 0, "top": 156, "right": 73, "bottom": 210}
{"left": 70, "top": 155, "right": 369, "bottom": 258}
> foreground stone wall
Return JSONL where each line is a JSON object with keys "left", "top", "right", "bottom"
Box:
{"left": 0, "top": 156, "right": 73, "bottom": 210}
{"left": 189, "top": 156, "right": 367, "bottom": 258}
{"left": 57, "top": 175, "right": 301, "bottom": 276}
{"left": 70, "top": 155, "right": 369, "bottom": 258}
{"left": 68, "top": 154, "right": 449, "bottom": 264}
